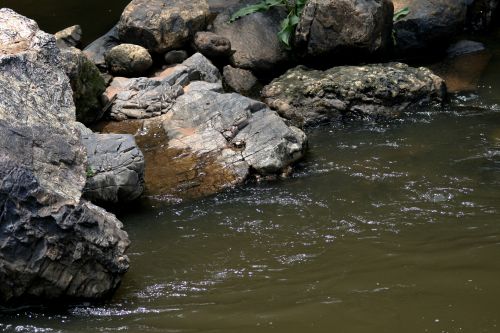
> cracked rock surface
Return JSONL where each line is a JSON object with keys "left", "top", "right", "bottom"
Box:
{"left": 0, "top": 8, "right": 129, "bottom": 305}
{"left": 262, "top": 63, "right": 447, "bottom": 126}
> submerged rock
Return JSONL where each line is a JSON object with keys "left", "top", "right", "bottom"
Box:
{"left": 0, "top": 8, "right": 129, "bottom": 304}
{"left": 295, "top": 0, "right": 393, "bottom": 60}
{"left": 105, "top": 43, "right": 153, "bottom": 77}
{"left": 83, "top": 26, "right": 121, "bottom": 69}
{"left": 262, "top": 63, "right": 446, "bottom": 126}
{"left": 55, "top": 24, "right": 82, "bottom": 48}
{"left": 81, "top": 131, "right": 145, "bottom": 204}
{"left": 117, "top": 0, "right": 210, "bottom": 53}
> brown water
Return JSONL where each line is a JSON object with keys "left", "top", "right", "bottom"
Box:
{"left": 1, "top": 2, "right": 500, "bottom": 333}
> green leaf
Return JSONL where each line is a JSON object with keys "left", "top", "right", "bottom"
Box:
{"left": 295, "top": 0, "right": 307, "bottom": 14}
{"left": 229, "top": 0, "right": 285, "bottom": 22}
{"left": 393, "top": 6, "right": 410, "bottom": 22}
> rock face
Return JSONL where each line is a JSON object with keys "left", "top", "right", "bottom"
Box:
{"left": 223, "top": 65, "right": 259, "bottom": 96}
{"left": 104, "top": 53, "right": 220, "bottom": 120}
{"left": 0, "top": 9, "right": 129, "bottom": 304}
{"left": 194, "top": 31, "right": 232, "bottom": 59}
{"left": 59, "top": 46, "right": 106, "bottom": 125}
{"left": 262, "top": 63, "right": 447, "bottom": 126}
{"left": 295, "top": 0, "right": 393, "bottom": 60}
{"left": 105, "top": 43, "right": 153, "bottom": 77}
{"left": 393, "top": 0, "right": 468, "bottom": 55}
{"left": 82, "top": 132, "right": 145, "bottom": 204}
{"left": 117, "top": 0, "right": 210, "bottom": 53}
{"left": 212, "top": 1, "right": 290, "bottom": 74}
{"left": 83, "top": 26, "right": 121, "bottom": 69}
{"left": 55, "top": 25, "right": 82, "bottom": 48}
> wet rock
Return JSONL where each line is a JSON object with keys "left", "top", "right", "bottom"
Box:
{"left": 55, "top": 25, "right": 82, "bottom": 48}
{"left": 393, "top": 0, "right": 468, "bottom": 56}
{"left": 223, "top": 65, "right": 259, "bottom": 96}
{"left": 262, "top": 63, "right": 446, "bottom": 126}
{"left": 0, "top": 9, "right": 129, "bottom": 304}
{"left": 194, "top": 31, "right": 232, "bottom": 59}
{"left": 117, "top": 0, "right": 210, "bottom": 53}
{"left": 164, "top": 50, "right": 188, "bottom": 64}
{"left": 295, "top": 0, "right": 393, "bottom": 60}
{"left": 83, "top": 26, "right": 121, "bottom": 70}
{"left": 212, "top": 1, "right": 290, "bottom": 74}
{"left": 59, "top": 46, "right": 106, "bottom": 125}
{"left": 105, "top": 43, "right": 153, "bottom": 77}
{"left": 82, "top": 132, "right": 145, "bottom": 204}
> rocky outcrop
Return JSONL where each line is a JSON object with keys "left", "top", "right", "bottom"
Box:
{"left": 105, "top": 43, "right": 153, "bottom": 77}
{"left": 81, "top": 130, "right": 145, "bottom": 204}
{"left": 393, "top": 0, "right": 468, "bottom": 56}
{"left": 104, "top": 53, "right": 220, "bottom": 120}
{"left": 117, "top": 0, "right": 210, "bottom": 53}
{"left": 223, "top": 65, "right": 260, "bottom": 96}
{"left": 55, "top": 25, "right": 82, "bottom": 48}
{"left": 83, "top": 26, "right": 121, "bottom": 69}
{"left": 0, "top": 9, "right": 129, "bottom": 304}
{"left": 59, "top": 46, "right": 106, "bottom": 125}
{"left": 295, "top": 0, "right": 393, "bottom": 60}
{"left": 211, "top": 1, "right": 290, "bottom": 75}
{"left": 194, "top": 31, "right": 232, "bottom": 59}
{"left": 262, "top": 63, "right": 446, "bottom": 126}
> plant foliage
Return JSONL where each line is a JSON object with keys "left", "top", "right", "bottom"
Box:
{"left": 229, "top": 0, "right": 308, "bottom": 47}
{"left": 392, "top": 6, "right": 410, "bottom": 45}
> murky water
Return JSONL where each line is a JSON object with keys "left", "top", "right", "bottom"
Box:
{"left": 2, "top": 2, "right": 500, "bottom": 333}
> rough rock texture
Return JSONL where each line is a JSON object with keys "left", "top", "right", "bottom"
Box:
{"left": 83, "top": 26, "right": 121, "bottom": 69}
{"left": 295, "top": 0, "right": 393, "bottom": 60}
{"left": 212, "top": 1, "right": 290, "bottom": 74}
{"left": 55, "top": 25, "right": 82, "bottom": 48}
{"left": 262, "top": 63, "right": 447, "bottom": 126}
{"left": 223, "top": 65, "right": 259, "bottom": 96}
{"left": 467, "top": 0, "right": 499, "bottom": 31}
{"left": 104, "top": 53, "right": 221, "bottom": 120}
{"left": 59, "top": 46, "right": 106, "bottom": 125}
{"left": 82, "top": 132, "right": 145, "bottom": 204}
{"left": 117, "top": 0, "right": 210, "bottom": 53}
{"left": 0, "top": 8, "right": 129, "bottom": 304}
{"left": 105, "top": 43, "right": 153, "bottom": 77}
{"left": 164, "top": 50, "right": 188, "bottom": 64}
{"left": 393, "top": 0, "right": 468, "bottom": 55}
{"left": 194, "top": 31, "right": 232, "bottom": 59}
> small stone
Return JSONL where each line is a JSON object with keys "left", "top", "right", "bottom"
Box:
{"left": 194, "top": 31, "right": 232, "bottom": 58}
{"left": 164, "top": 50, "right": 188, "bottom": 64}
{"left": 223, "top": 65, "right": 259, "bottom": 95}
{"left": 105, "top": 43, "right": 153, "bottom": 77}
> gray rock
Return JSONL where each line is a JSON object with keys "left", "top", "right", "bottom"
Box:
{"left": 446, "top": 40, "right": 486, "bottom": 58}
{"left": 262, "top": 63, "right": 447, "bottom": 126}
{"left": 105, "top": 43, "right": 153, "bottom": 77}
{"left": 295, "top": 0, "right": 393, "bottom": 60}
{"left": 164, "top": 50, "right": 188, "bottom": 64}
{"left": 83, "top": 26, "right": 121, "bottom": 70}
{"left": 117, "top": 0, "right": 210, "bottom": 53}
{"left": 59, "top": 46, "right": 106, "bottom": 125}
{"left": 184, "top": 80, "right": 224, "bottom": 93}
{"left": 223, "top": 65, "right": 259, "bottom": 96}
{"left": 0, "top": 9, "right": 129, "bottom": 304}
{"left": 393, "top": 0, "right": 468, "bottom": 55}
{"left": 182, "top": 52, "right": 221, "bottom": 83}
{"left": 194, "top": 31, "right": 232, "bottom": 58}
{"left": 212, "top": 1, "right": 290, "bottom": 74}
{"left": 55, "top": 25, "right": 82, "bottom": 48}
{"left": 82, "top": 133, "right": 145, "bottom": 203}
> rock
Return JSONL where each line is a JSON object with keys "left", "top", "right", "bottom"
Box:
{"left": 194, "top": 31, "right": 232, "bottom": 58}
{"left": 83, "top": 26, "right": 121, "bottom": 70}
{"left": 0, "top": 9, "right": 129, "bottom": 304}
{"left": 393, "top": 0, "right": 468, "bottom": 56}
{"left": 117, "top": 0, "right": 210, "bottom": 53}
{"left": 55, "top": 25, "right": 82, "bottom": 48}
{"left": 223, "top": 65, "right": 259, "bottom": 96}
{"left": 295, "top": 0, "right": 393, "bottom": 60}
{"left": 59, "top": 46, "right": 106, "bottom": 125}
{"left": 104, "top": 53, "right": 221, "bottom": 120}
{"left": 467, "top": 0, "right": 499, "bottom": 31}
{"left": 446, "top": 40, "right": 487, "bottom": 58}
{"left": 82, "top": 133, "right": 145, "bottom": 204}
{"left": 164, "top": 50, "right": 188, "bottom": 64}
{"left": 262, "top": 63, "right": 447, "bottom": 126}
{"left": 105, "top": 43, "right": 153, "bottom": 77}
{"left": 184, "top": 80, "right": 224, "bottom": 93}
{"left": 211, "top": 1, "right": 290, "bottom": 74}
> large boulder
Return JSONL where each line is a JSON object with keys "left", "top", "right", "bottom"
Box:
{"left": 262, "top": 63, "right": 446, "bottom": 126}
{"left": 211, "top": 1, "right": 290, "bottom": 75}
{"left": 105, "top": 43, "right": 153, "bottom": 77}
{"left": 393, "top": 0, "right": 468, "bottom": 56}
{"left": 295, "top": 0, "right": 393, "bottom": 60}
{"left": 81, "top": 131, "right": 145, "bottom": 204}
{"left": 83, "top": 26, "right": 121, "bottom": 69}
{"left": 0, "top": 9, "right": 129, "bottom": 304}
{"left": 117, "top": 0, "right": 210, "bottom": 53}
{"left": 59, "top": 46, "right": 106, "bottom": 125}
